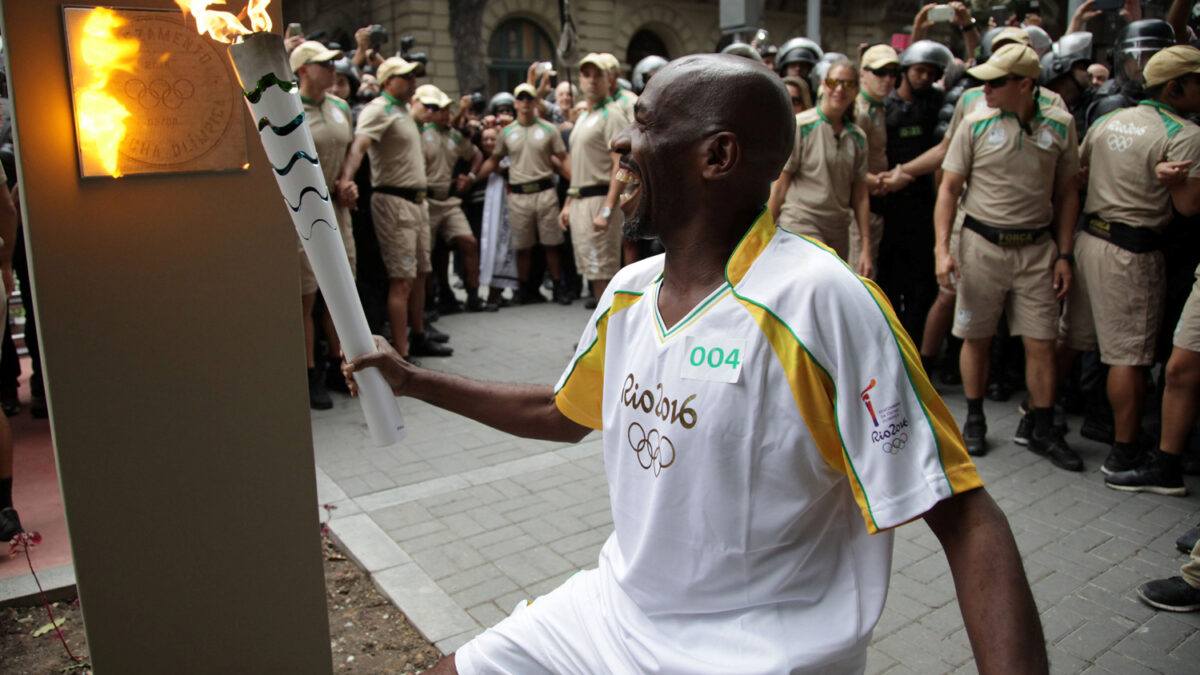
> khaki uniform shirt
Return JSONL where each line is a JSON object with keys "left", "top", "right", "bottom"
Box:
{"left": 613, "top": 87, "right": 637, "bottom": 122}
{"left": 303, "top": 94, "right": 353, "bottom": 224}
{"left": 1082, "top": 101, "right": 1200, "bottom": 231}
{"left": 495, "top": 117, "right": 567, "bottom": 185}
{"left": 946, "top": 86, "right": 1067, "bottom": 146}
{"left": 354, "top": 92, "right": 426, "bottom": 189}
{"left": 420, "top": 123, "right": 475, "bottom": 193}
{"left": 780, "top": 108, "right": 868, "bottom": 228}
{"left": 855, "top": 91, "right": 889, "bottom": 174}
{"left": 569, "top": 99, "right": 628, "bottom": 190}
{"left": 943, "top": 104, "right": 1079, "bottom": 229}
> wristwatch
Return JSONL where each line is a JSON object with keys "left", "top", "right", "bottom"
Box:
{"left": 600, "top": 206, "right": 613, "bottom": 219}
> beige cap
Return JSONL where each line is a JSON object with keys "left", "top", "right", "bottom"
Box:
{"left": 598, "top": 53, "right": 621, "bottom": 72}
{"left": 991, "top": 27, "right": 1031, "bottom": 50}
{"left": 579, "top": 53, "right": 609, "bottom": 71}
{"left": 414, "top": 84, "right": 452, "bottom": 108}
{"left": 967, "top": 43, "right": 1042, "bottom": 81}
{"left": 289, "top": 41, "right": 343, "bottom": 73}
{"left": 513, "top": 83, "right": 538, "bottom": 98}
{"left": 862, "top": 44, "right": 899, "bottom": 70}
{"left": 1144, "top": 45, "right": 1200, "bottom": 87}
{"left": 377, "top": 56, "right": 419, "bottom": 82}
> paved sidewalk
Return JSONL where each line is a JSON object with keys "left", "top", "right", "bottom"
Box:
{"left": 314, "top": 301, "right": 1200, "bottom": 674}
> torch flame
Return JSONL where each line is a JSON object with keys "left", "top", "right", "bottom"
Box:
{"left": 174, "top": 1, "right": 272, "bottom": 43}
{"left": 75, "top": 8, "right": 139, "bottom": 178}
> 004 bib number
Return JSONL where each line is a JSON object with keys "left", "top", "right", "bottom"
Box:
{"left": 681, "top": 336, "right": 745, "bottom": 383}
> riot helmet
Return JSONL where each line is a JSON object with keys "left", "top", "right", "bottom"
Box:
{"left": 901, "top": 40, "right": 953, "bottom": 77}
{"left": 632, "top": 55, "right": 668, "bottom": 94}
{"left": 721, "top": 41, "right": 762, "bottom": 62}
{"left": 488, "top": 92, "right": 516, "bottom": 115}
{"left": 1055, "top": 31, "right": 1094, "bottom": 64}
{"left": 1025, "top": 25, "right": 1053, "bottom": 57}
{"left": 1113, "top": 20, "right": 1175, "bottom": 86}
{"left": 776, "top": 37, "right": 823, "bottom": 77}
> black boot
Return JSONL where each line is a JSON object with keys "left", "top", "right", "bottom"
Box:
{"left": 308, "top": 367, "right": 332, "bottom": 410}
{"left": 1106, "top": 449, "right": 1184, "bottom": 495}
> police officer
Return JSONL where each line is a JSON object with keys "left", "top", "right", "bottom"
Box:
{"left": 413, "top": 85, "right": 494, "bottom": 315}
{"left": 936, "top": 44, "right": 1081, "bottom": 469}
{"left": 291, "top": 41, "right": 358, "bottom": 408}
{"left": 632, "top": 55, "right": 668, "bottom": 95}
{"left": 559, "top": 53, "right": 629, "bottom": 306}
{"left": 1041, "top": 32, "right": 1096, "bottom": 134}
{"left": 776, "top": 37, "right": 823, "bottom": 82}
{"left": 851, "top": 44, "right": 900, "bottom": 268}
{"left": 876, "top": 40, "right": 952, "bottom": 344}
{"left": 1086, "top": 19, "right": 1175, "bottom": 130}
{"left": 477, "top": 83, "right": 573, "bottom": 304}
{"left": 339, "top": 57, "right": 443, "bottom": 362}
{"left": 1059, "top": 46, "right": 1200, "bottom": 488}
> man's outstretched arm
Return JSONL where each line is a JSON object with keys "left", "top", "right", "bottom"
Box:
{"left": 922, "top": 487, "right": 1048, "bottom": 675}
{"left": 344, "top": 336, "right": 591, "bottom": 443}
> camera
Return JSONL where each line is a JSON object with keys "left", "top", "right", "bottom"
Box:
{"left": 367, "top": 24, "right": 388, "bottom": 50}
{"left": 400, "top": 36, "right": 415, "bottom": 55}
{"left": 929, "top": 5, "right": 955, "bottom": 23}
{"left": 468, "top": 92, "right": 487, "bottom": 115}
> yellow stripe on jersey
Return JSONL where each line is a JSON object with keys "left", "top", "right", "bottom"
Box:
{"left": 726, "top": 206, "right": 775, "bottom": 286}
{"left": 733, "top": 294, "right": 882, "bottom": 530}
{"left": 854, "top": 277, "right": 982, "bottom": 502}
{"left": 555, "top": 290, "right": 645, "bottom": 430}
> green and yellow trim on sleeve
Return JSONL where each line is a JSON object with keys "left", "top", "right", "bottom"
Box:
{"left": 554, "top": 290, "right": 646, "bottom": 429}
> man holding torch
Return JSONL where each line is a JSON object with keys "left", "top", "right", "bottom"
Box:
{"left": 339, "top": 57, "right": 449, "bottom": 362}
{"left": 347, "top": 54, "right": 1046, "bottom": 674}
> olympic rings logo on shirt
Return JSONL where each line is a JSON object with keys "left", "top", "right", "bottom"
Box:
{"left": 628, "top": 421, "right": 676, "bottom": 477}
{"left": 124, "top": 78, "right": 196, "bottom": 110}
{"left": 1106, "top": 134, "right": 1133, "bottom": 153}
{"left": 882, "top": 433, "right": 908, "bottom": 455}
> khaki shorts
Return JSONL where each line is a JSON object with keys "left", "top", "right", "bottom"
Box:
{"left": 847, "top": 212, "right": 884, "bottom": 270}
{"left": 1060, "top": 232, "right": 1164, "bottom": 366}
{"left": 779, "top": 217, "right": 850, "bottom": 262}
{"left": 569, "top": 195, "right": 623, "bottom": 281}
{"left": 427, "top": 197, "right": 474, "bottom": 244}
{"left": 1174, "top": 266, "right": 1200, "bottom": 353}
{"left": 510, "top": 189, "right": 565, "bottom": 250}
{"left": 370, "top": 192, "right": 431, "bottom": 279}
{"left": 952, "top": 229, "right": 1058, "bottom": 341}
{"left": 299, "top": 204, "right": 356, "bottom": 295}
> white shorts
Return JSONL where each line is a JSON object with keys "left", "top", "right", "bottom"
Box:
{"left": 453, "top": 563, "right": 869, "bottom": 674}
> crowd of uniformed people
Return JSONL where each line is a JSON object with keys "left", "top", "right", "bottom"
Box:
{"left": 274, "top": 1, "right": 1200, "bottom": 611}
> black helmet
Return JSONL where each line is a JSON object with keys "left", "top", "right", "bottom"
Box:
{"left": 900, "top": 40, "right": 953, "bottom": 75}
{"left": 721, "top": 41, "right": 763, "bottom": 62}
{"left": 488, "top": 92, "right": 515, "bottom": 114}
{"left": 776, "top": 37, "right": 823, "bottom": 76}
{"left": 332, "top": 57, "right": 360, "bottom": 93}
{"left": 632, "top": 55, "right": 668, "bottom": 93}
{"left": 1113, "top": 20, "right": 1174, "bottom": 86}
{"left": 1038, "top": 51, "right": 1075, "bottom": 87}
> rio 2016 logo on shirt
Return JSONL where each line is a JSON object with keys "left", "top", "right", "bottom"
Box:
{"left": 862, "top": 378, "right": 911, "bottom": 454}
{"left": 627, "top": 421, "right": 675, "bottom": 477}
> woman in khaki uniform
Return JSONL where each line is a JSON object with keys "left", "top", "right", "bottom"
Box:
{"left": 768, "top": 60, "right": 872, "bottom": 277}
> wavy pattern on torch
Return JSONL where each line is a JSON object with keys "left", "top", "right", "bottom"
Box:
{"left": 285, "top": 185, "right": 330, "bottom": 212}
{"left": 243, "top": 72, "right": 296, "bottom": 103}
{"left": 258, "top": 113, "right": 304, "bottom": 135}
{"left": 272, "top": 151, "right": 320, "bottom": 176}
{"left": 298, "top": 218, "right": 339, "bottom": 240}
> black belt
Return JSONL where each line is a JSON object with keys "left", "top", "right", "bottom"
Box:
{"left": 1083, "top": 214, "right": 1162, "bottom": 254}
{"left": 374, "top": 185, "right": 427, "bottom": 204}
{"left": 567, "top": 184, "right": 608, "bottom": 198}
{"left": 963, "top": 215, "right": 1050, "bottom": 247}
{"left": 510, "top": 178, "right": 555, "bottom": 194}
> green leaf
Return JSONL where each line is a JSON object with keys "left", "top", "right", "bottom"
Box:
{"left": 32, "top": 616, "right": 66, "bottom": 637}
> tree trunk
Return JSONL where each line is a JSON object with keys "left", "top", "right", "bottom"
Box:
{"left": 448, "top": 0, "right": 489, "bottom": 95}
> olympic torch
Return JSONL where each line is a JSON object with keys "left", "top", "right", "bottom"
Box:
{"left": 176, "top": 2, "right": 404, "bottom": 446}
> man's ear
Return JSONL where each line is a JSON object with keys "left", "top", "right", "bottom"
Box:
{"left": 701, "top": 131, "right": 740, "bottom": 181}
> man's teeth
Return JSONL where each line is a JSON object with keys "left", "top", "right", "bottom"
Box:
{"left": 616, "top": 167, "right": 640, "bottom": 186}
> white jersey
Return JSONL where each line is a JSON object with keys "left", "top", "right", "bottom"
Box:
{"left": 550, "top": 209, "right": 980, "bottom": 672}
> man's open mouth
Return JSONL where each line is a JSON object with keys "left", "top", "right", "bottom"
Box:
{"left": 616, "top": 165, "right": 641, "bottom": 208}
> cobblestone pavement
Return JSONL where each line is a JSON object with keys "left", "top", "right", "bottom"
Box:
{"left": 314, "top": 300, "right": 1200, "bottom": 674}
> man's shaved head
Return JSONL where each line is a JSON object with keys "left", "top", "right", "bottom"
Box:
{"left": 646, "top": 54, "right": 795, "bottom": 188}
